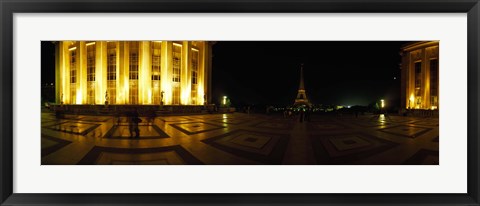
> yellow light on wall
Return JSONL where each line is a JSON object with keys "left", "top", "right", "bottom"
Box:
{"left": 68, "top": 47, "right": 77, "bottom": 51}
{"left": 181, "top": 92, "right": 188, "bottom": 105}
{"left": 86, "top": 42, "right": 96, "bottom": 46}
{"left": 198, "top": 86, "right": 204, "bottom": 105}
{"left": 409, "top": 94, "right": 415, "bottom": 108}
{"left": 147, "top": 89, "right": 152, "bottom": 104}
{"left": 76, "top": 89, "right": 83, "bottom": 104}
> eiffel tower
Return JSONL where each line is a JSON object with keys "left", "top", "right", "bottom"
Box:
{"left": 294, "top": 64, "right": 309, "bottom": 106}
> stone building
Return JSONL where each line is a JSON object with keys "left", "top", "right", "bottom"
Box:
{"left": 400, "top": 41, "right": 439, "bottom": 110}
{"left": 54, "top": 41, "right": 213, "bottom": 106}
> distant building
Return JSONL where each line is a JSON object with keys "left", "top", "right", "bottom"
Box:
{"left": 400, "top": 41, "right": 439, "bottom": 110}
{"left": 54, "top": 41, "right": 213, "bottom": 105}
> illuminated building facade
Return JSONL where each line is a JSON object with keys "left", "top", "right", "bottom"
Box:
{"left": 400, "top": 41, "right": 439, "bottom": 110}
{"left": 54, "top": 41, "right": 213, "bottom": 105}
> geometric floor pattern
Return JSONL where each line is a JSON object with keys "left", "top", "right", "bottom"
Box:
{"left": 202, "top": 130, "right": 289, "bottom": 164}
{"left": 379, "top": 125, "right": 432, "bottom": 138}
{"left": 41, "top": 135, "right": 72, "bottom": 157}
{"left": 77, "top": 145, "right": 203, "bottom": 165}
{"left": 104, "top": 124, "right": 170, "bottom": 139}
{"left": 41, "top": 112, "right": 439, "bottom": 165}
{"left": 310, "top": 133, "right": 399, "bottom": 164}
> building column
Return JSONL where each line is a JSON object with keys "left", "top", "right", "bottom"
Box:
{"left": 78, "top": 41, "right": 87, "bottom": 104}
{"left": 139, "top": 41, "right": 152, "bottom": 104}
{"left": 181, "top": 41, "right": 191, "bottom": 105}
{"left": 95, "top": 41, "right": 108, "bottom": 104}
{"left": 62, "top": 42, "right": 70, "bottom": 104}
{"left": 162, "top": 42, "right": 173, "bottom": 105}
{"left": 197, "top": 42, "right": 206, "bottom": 105}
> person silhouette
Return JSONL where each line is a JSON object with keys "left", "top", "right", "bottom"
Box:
{"left": 132, "top": 110, "right": 141, "bottom": 138}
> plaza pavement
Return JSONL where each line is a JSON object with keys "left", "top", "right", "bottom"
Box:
{"left": 41, "top": 112, "right": 439, "bottom": 165}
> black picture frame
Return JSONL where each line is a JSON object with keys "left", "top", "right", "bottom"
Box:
{"left": 1, "top": 0, "right": 479, "bottom": 205}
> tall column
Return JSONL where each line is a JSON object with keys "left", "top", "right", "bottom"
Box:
{"left": 73, "top": 41, "right": 81, "bottom": 104}
{"left": 116, "top": 42, "right": 123, "bottom": 104}
{"left": 139, "top": 41, "right": 152, "bottom": 104}
{"left": 181, "top": 41, "right": 191, "bottom": 105}
{"left": 161, "top": 42, "right": 173, "bottom": 105}
{"left": 423, "top": 48, "right": 430, "bottom": 109}
{"left": 63, "top": 42, "right": 71, "bottom": 104}
{"left": 95, "top": 41, "right": 108, "bottom": 104}
{"left": 197, "top": 42, "right": 206, "bottom": 105}
{"left": 124, "top": 42, "right": 131, "bottom": 104}
{"left": 78, "top": 41, "right": 87, "bottom": 104}
{"left": 409, "top": 52, "right": 417, "bottom": 109}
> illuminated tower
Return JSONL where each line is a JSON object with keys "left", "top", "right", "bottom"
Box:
{"left": 294, "top": 64, "right": 309, "bottom": 106}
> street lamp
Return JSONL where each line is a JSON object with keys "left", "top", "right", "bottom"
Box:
{"left": 381, "top": 99, "right": 385, "bottom": 108}
{"left": 223, "top": 96, "right": 227, "bottom": 106}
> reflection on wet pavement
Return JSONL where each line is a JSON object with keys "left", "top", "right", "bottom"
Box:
{"left": 41, "top": 112, "right": 438, "bottom": 165}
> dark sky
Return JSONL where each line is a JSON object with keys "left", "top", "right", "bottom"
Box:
{"left": 212, "top": 41, "right": 408, "bottom": 107}
{"left": 42, "top": 41, "right": 408, "bottom": 107}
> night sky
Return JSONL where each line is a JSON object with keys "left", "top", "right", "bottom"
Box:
{"left": 212, "top": 41, "right": 408, "bottom": 108}
{"left": 42, "top": 41, "right": 409, "bottom": 108}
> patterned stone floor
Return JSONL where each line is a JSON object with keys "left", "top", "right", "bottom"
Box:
{"left": 41, "top": 112, "right": 439, "bottom": 165}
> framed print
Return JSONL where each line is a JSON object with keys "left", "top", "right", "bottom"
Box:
{"left": 1, "top": 0, "right": 479, "bottom": 205}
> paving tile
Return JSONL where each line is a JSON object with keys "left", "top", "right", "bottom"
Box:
{"left": 41, "top": 112, "right": 439, "bottom": 165}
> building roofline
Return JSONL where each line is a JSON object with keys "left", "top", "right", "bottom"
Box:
{"left": 401, "top": 41, "right": 439, "bottom": 51}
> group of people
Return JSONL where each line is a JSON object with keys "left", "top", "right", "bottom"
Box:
{"left": 114, "top": 110, "right": 157, "bottom": 138}
{"left": 283, "top": 107, "right": 312, "bottom": 122}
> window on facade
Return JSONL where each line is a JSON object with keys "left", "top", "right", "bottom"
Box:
{"left": 191, "top": 49, "right": 199, "bottom": 104}
{"left": 172, "top": 43, "right": 182, "bottom": 105}
{"left": 87, "top": 43, "right": 96, "bottom": 104}
{"left": 129, "top": 42, "right": 139, "bottom": 80}
{"left": 70, "top": 49, "right": 77, "bottom": 84}
{"left": 129, "top": 42, "right": 139, "bottom": 104}
{"left": 107, "top": 42, "right": 116, "bottom": 81}
{"left": 172, "top": 85, "right": 180, "bottom": 105}
{"left": 414, "top": 61, "right": 422, "bottom": 97}
{"left": 172, "top": 44, "right": 182, "bottom": 83}
{"left": 430, "top": 59, "right": 439, "bottom": 107}
{"left": 151, "top": 41, "right": 161, "bottom": 104}
{"left": 69, "top": 48, "right": 77, "bottom": 104}
{"left": 107, "top": 42, "right": 116, "bottom": 104}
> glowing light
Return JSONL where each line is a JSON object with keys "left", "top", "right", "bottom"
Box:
{"left": 223, "top": 114, "right": 227, "bottom": 119}
{"left": 86, "top": 42, "right": 96, "bottom": 46}
{"left": 76, "top": 89, "right": 82, "bottom": 104}
{"left": 147, "top": 90, "right": 152, "bottom": 104}
{"left": 431, "top": 106, "right": 437, "bottom": 110}
{"left": 223, "top": 96, "right": 227, "bottom": 105}
{"left": 68, "top": 47, "right": 77, "bottom": 51}
{"left": 153, "top": 41, "right": 162, "bottom": 43}
{"left": 192, "top": 48, "right": 199, "bottom": 52}
{"left": 173, "top": 42, "right": 183, "bottom": 47}
{"left": 381, "top": 99, "right": 385, "bottom": 108}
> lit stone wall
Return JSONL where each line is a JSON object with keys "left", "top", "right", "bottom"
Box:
{"left": 400, "top": 41, "right": 439, "bottom": 110}
{"left": 55, "top": 41, "right": 213, "bottom": 105}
